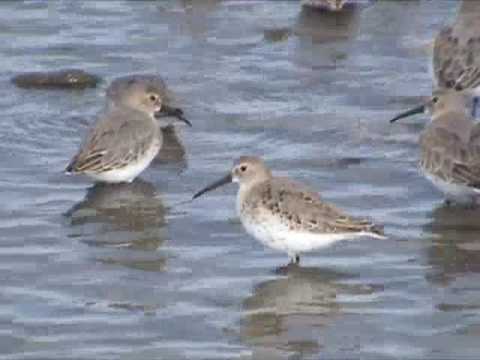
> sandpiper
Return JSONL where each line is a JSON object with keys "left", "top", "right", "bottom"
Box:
{"left": 432, "top": 1, "right": 480, "bottom": 115}
{"left": 192, "top": 156, "right": 384, "bottom": 265}
{"left": 66, "top": 75, "right": 191, "bottom": 183}
{"left": 390, "top": 90, "right": 480, "bottom": 205}
{"left": 301, "top": 0, "right": 348, "bottom": 12}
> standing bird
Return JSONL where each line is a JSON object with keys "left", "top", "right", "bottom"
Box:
{"left": 390, "top": 90, "right": 480, "bottom": 206}
{"left": 66, "top": 75, "right": 191, "bottom": 183}
{"left": 193, "top": 156, "right": 384, "bottom": 265}
{"left": 431, "top": 1, "right": 480, "bottom": 116}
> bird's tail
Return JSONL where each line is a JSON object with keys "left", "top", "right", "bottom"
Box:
{"left": 64, "top": 156, "right": 78, "bottom": 175}
{"left": 365, "top": 223, "right": 386, "bottom": 239}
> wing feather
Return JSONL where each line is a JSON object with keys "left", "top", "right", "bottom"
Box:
{"left": 251, "top": 178, "right": 383, "bottom": 236}
{"left": 66, "top": 108, "right": 157, "bottom": 174}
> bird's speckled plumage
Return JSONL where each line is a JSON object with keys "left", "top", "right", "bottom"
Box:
{"left": 238, "top": 177, "right": 381, "bottom": 236}
{"left": 301, "top": 0, "right": 348, "bottom": 12}
{"left": 194, "top": 156, "right": 384, "bottom": 265}
{"left": 433, "top": 1, "right": 480, "bottom": 94}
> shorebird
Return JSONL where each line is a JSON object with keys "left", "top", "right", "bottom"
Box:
{"left": 66, "top": 75, "right": 191, "bottom": 183}
{"left": 301, "top": 0, "right": 348, "bottom": 12}
{"left": 390, "top": 90, "right": 480, "bottom": 205}
{"left": 432, "top": 0, "right": 480, "bottom": 116}
{"left": 193, "top": 156, "right": 384, "bottom": 265}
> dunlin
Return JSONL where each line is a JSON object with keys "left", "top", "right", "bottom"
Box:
{"left": 390, "top": 90, "right": 480, "bottom": 205}
{"left": 193, "top": 156, "right": 384, "bottom": 265}
{"left": 301, "top": 0, "right": 348, "bottom": 12}
{"left": 66, "top": 75, "right": 191, "bottom": 183}
{"left": 433, "top": 1, "right": 480, "bottom": 115}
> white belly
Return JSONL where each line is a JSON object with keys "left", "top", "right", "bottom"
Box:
{"left": 423, "top": 171, "right": 478, "bottom": 204}
{"left": 241, "top": 216, "right": 363, "bottom": 256}
{"left": 86, "top": 142, "right": 160, "bottom": 183}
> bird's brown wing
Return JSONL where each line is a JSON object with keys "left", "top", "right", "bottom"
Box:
{"left": 450, "top": 124, "right": 480, "bottom": 189}
{"left": 254, "top": 178, "right": 383, "bottom": 236}
{"left": 434, "top": 27, "right": 480, "bottom": 91}
{"left": 66, "top": 108, "right": 157, "bottom": 174}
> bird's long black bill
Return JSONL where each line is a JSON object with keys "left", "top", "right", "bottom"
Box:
{"left": 192, "top": 173, "right": 232, "bottom": 200}
{"left": 389, "top": 104, "right": 425, "bottom": 123}
{"left": 155, "top": 105, "right": 192, "bottom": 127}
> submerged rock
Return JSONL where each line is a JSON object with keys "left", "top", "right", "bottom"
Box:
{"left": 11, "top": 69, "right": 101, "bottom": 89}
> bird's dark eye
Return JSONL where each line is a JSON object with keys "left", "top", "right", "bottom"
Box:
{"left": 240, "top": 165, "right": 247, "bottom": 172}
{"left": 149, "top": 94, "right": 157, "bottom": 102}
{"left": 432, "top": 97, "right": 439, "bottom": 104}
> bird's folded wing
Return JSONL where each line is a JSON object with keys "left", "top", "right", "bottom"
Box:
{"left": 262, "top": 178, "right": 381, "bottom": 235}
{"left": 66, "top": 110, "right": 155, "bottom": 174}
{"left": 420, "top": 127, "right": 471, "bottom": 184}
{"left": 451, "top": 126, "right": 480, "bottom": 189}
{"left": 454, "top": 66, "right": 480, "bottom": 91}
{"left": 434, "top": 27, "right": 460, "bottom": 89}
{"left": 433, "top": 27, "right": 480, "bottom": 91}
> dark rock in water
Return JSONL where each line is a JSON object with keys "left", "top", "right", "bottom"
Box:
{"left": 11, "top": 69, "right": 101, "bottom": 89}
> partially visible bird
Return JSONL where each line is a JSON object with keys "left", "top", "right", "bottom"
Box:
{"left": 390, "top": 89, "right": 480, "bottom": 206}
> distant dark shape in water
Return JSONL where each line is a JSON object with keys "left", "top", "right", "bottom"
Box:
{"left": 301, "top": 0, "right": 354, "bottom": 12}
{"left": 11, "top": 69, "right": 101, "bottom": 89}
{"left": 263, "top": 27, "right": 292, "bottom": 43}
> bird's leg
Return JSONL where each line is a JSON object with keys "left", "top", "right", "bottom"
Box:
{"left": 287, "top": 253, "right": 298, "bottom": 266}
{"left": 294, "top": 254, "right": 300, "bottom": 265}
{"left": 472, "top": 97, "right": 479, "bottom": 119}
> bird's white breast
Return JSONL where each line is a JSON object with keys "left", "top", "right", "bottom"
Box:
{"left": 422, "top": 170, "right": 478, "bottom": 204}
{"left": 86, "top": 137, "right": 161, "bottom": 183}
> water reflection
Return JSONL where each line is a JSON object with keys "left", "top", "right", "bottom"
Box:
{"left": 154, "top": 126, "right": 187, "bottom": 166}
{"left": 424, "top": 205, "right": 480, "bottom": 286}
{"left": 241, "top": 267, "right": 370, "bottom": 357}
{"left": 180, "top": 0, "right": 221, "bottom": 12}
{"left": 294, "top": 5, "right": 361, "bottom": 44}
{"left": 66, "top": 180, "right": 167, "bottom": 262}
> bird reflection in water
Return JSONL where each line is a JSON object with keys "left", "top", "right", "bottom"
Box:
{"left": 294, "top": 2, "right": 361, "bottom": 44}
{"left": 240, "top": 266, "right": 374, "bottom": 358}
{"left": 424, "top": 205, "right": 480, "bottom": 286}
{"left": 66, "top": 179, "right": 168, "bottom": 272}
{"left": 153, "top": 125, "right": 188, "bottom": 167}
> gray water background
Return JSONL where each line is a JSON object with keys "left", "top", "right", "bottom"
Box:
{"left": 1, "top": 1, "right": 480, "bottom": 359}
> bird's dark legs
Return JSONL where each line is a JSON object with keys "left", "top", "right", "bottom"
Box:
{"left": 275, "top": 254, "right": 301, "bottom": 274}
{"left": 288, "top": 254, "right": 300, "bottom": 266}
{"left": 472, "top": 97, "right": 479, "bottom": 118}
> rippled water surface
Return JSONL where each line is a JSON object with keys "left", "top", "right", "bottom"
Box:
{"left": 1, "top": 1, "right": 479, "bottom": 359}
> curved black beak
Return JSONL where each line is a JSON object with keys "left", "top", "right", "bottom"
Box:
{"left": 192, "top": 173, "right": 232, "bottom": 200}
{"left": 390, "top": 104, "right": 425, "bottom": 123}
{"left": 155, "top": 105, "right": 192, "bottom": 127}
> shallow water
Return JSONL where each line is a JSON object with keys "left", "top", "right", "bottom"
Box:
{"left": 1, "top": 0, "right": 479, "bottom": 359}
